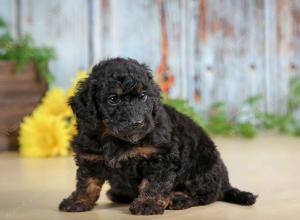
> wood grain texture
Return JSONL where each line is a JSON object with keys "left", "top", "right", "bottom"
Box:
{"left": 0, "top": 0, "right": 299, "bottom": 114}
{"left": 0, "top": 61, "right": 47, "bottom": 150}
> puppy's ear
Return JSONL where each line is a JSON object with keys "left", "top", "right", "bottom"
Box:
{"left": 139, "top": 63, "right": 163, "bottom": 118}
{"left": 141, "top": 63, "right": 161, "bottom": 95}
{"left": 141, "top": 63, "right": 154, "bottom": 80}
{"left": 69, "top": 79, "right": 100, "bottom": 128}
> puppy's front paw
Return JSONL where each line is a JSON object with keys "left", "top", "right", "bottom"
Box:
{"left": 59, "top": 198, "right": 93, "bottom": 212}
{"left": 129, "top": 197, "right": 166, "bottom": 215}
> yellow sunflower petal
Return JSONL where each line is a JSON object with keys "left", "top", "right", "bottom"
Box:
{"left": 67, "top": 70, "right": 89, "bottom": 99}
{"left": 36, "top": 87, "right": 72, "bottom": 119}
{"left": 19, "top": 112, "right": 72, "bottom": 157}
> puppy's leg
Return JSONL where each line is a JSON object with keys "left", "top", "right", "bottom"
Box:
{"left": 59, "top": 168, "right": 105, "bottom": 212}
{"left": 106, "top": 188, "right": 134, "bottom": 204}
{"left": 129, "top": 172, "right": 176, "bottom": 215}
{"left": 167, "top": 192, "right": 195, "bottom": 210}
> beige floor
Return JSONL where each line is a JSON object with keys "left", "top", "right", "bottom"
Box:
{"left": 0, "top": 133, "right": 300, "bottom": 220}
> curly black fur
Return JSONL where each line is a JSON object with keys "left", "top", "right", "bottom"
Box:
{"left": 59, "top": 57, "right": 257, "bottom": 215}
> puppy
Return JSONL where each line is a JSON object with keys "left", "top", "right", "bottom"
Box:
{"left": 59, "top": 57, "right": 257, "bottom": 215}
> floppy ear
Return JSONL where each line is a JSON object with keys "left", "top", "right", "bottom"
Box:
{"left": 141, "top": 63, "right": 161, "bottom": 96}
{"left": 141, "top": 63, "right": 154, "bottom": 79}
{"left": 140, "top": 63, "right": 162, "bottom": 118}
{"left": 69, "top": 79, "right": 100, "bottom": 128}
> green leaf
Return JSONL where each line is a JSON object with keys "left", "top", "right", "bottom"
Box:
{"left": 162, "top": 95, "right": 205, "bottom": 127}
{"left": 236, "top": 122, "right": 256, "bottom": 138}
{"left": 244, "top": 95, "right": 262, "bottom": 106}
{"left": 0, "top": 19, "right": 56, "bottom": 84}
{"left": 0, "top": 17, "right": 7, "bottom": 28}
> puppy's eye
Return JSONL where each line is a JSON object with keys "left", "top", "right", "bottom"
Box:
{"left": 107, "top": 95, "right": 121, "bottom": 105}
{"left": 139, "top": 91, "right": 147, "bottom": 102}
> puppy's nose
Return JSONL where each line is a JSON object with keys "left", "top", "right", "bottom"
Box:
{"left": 131, "top": 120, "right": 144, "bottom": 128}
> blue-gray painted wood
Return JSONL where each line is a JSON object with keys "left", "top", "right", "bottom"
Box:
{"left": 0, "top": 0, "right": 18, "bottom": 37}
{"left": 0, "top": 0, "right": 299, "bottom": 114}
{"left": 16, "top": 0, "right": 89, "bottom": 88}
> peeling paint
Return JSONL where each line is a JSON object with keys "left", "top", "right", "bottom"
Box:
{"left": 1, "top": 0, "right": 298, "bottom": 114}
{"left": 292, "top": 7, "right": 300, "bottom": 36}
{"left": 156, "top": 0, "right": 175, "bottom": 94}
{"left": 194, "top": 88, "right": 201, "bottom": 103}
{"left": 276, "top": 0, "right": 283, "bottom": 52}
{"left": 210, "top": 17, "right": 234, "bottom": 37}
{"left": 101, "top": 0, "right": 109, "bottom": 9}
{"left": 198, "top": 0, "right": 207, "bottom": 44}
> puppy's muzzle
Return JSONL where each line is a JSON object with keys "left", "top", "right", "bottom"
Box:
{"left": 130, "top": 120, "right": 144, "bottom": 129}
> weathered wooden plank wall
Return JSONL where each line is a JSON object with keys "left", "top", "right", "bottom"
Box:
{"left": 0, "top": 0, "right": 299, "bottom": 114}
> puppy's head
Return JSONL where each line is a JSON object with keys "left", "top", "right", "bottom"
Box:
{"left": 70, "top": 58, "right": 161, "bottom": 144}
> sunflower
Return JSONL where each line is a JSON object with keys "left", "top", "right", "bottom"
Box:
{"left": 19, "top": 111, "right": 72, "bottom": 157}
{"left": 67, "top": 70, "right": 88, "bottom": 99}
{"left": 18, "top": 70, "right": 89, "bottom": 157}
{"left": 36, "top": 87, "right": 72, "bottom": 119}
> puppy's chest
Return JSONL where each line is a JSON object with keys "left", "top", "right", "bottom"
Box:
{"left": 104, "top": 160, "right": 144, "bottom": 192}
{"left": 79, "top": 145, "right": 158, "bottom": 171}
{"left": 105, "top": 149, "right": 151, "bottom": 184}
{"left": 106, "top": 145, "right": 158, "bottom": 168}
{"left": 107, "top": 159, "right": 142, "bottom": 179}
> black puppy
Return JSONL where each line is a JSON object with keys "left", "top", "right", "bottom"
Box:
{"left": 59, "top": 57, "right": 257, "bottom": 215}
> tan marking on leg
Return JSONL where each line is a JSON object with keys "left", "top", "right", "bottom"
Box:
{"left": 157, "top": 196, "right": 171, "bottom": 208}
{"left": 59, "top": 177, "right": 105, "bottom": 212}
{"left": 76, "top": 177, "right": 104, "bottom": 205}
{"left": 86, "top": 177, "right": 103, "bottom": 202}
{"left": 138, "top": 179, "right": 150, "bottom": 194}
{"left": 138, "top": 179, "right": 170, "bottom": 208}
